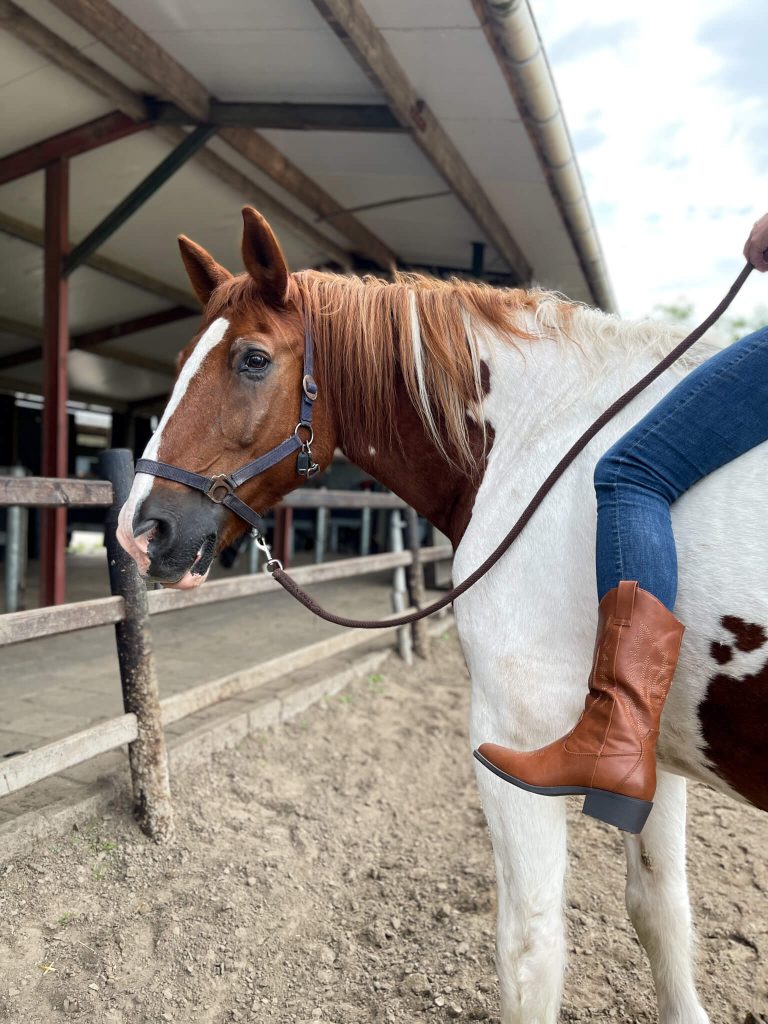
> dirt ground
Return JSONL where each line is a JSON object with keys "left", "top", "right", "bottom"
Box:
{"left": 1, "top": 629, "right": 766, "bottom": 1024}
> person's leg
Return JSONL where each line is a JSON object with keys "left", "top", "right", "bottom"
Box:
{"left": 476, "top": 324, "right": 768, "bottom": 832}
{"left": 594, "top": 324, "right": 768, "bottom": 611}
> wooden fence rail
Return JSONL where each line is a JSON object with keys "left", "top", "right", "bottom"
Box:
{"left": 0, "top": 456, "right": 453, "bottom": 839}
{"left": 0, "top": 476, "right": 410, "bottom": 510}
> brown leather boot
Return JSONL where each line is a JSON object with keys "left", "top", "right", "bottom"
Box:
{"left": 474, "top": 580, "right": 685, "bottom": 834}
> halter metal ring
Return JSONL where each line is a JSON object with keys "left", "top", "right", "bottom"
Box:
{"left": 294, "top": 421, "right": 314, "bottom": 446}
{"left": 265, "top": 558, "right": 283, "bottom": 573}
{"left": 206, "top": 474, "right": 234, "bottom": 503}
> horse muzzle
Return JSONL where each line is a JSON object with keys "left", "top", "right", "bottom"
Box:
{"left": 118, "top": 485, "right": 224, "bottom": 588}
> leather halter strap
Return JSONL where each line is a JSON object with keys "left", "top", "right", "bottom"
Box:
{"left": 136, "top": 322, "right": 319, "bottom": 534}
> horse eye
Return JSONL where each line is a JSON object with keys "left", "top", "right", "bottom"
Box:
{"left": 242, "top": 350, "right": 270, "bottom": 373}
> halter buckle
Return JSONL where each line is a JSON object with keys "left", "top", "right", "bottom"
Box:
{"left": 302, "top": 374, "right": 318, "bottom": 402}
{"left": 206, "top": 474, "right": 234, "bottom": 503}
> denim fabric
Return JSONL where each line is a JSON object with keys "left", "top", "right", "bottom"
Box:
{"left": 593, "top": 325, "right": 768, "bottom": 611}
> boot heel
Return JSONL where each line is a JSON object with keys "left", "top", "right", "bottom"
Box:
{"left": 582, "top": 790, "right": 653, "bottom": 834}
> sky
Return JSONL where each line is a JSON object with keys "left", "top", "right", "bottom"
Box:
{"left": 533, "top": 0, "right": 768, "bottom": 321}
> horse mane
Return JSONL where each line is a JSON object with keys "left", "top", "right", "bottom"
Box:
{"left": 207, "top": 267, "right": 726, "bottom": 476}
{"left": 290, "top": 270, "right": 570, "bottom": 473}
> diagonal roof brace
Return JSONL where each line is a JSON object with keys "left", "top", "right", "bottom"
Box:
{"left": 62, "top": 124, "right": 218, "bottom": 277}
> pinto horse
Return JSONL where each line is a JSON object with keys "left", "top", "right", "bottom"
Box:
{"left": 117, "top": 207, "right": 767, "bottom": 1024}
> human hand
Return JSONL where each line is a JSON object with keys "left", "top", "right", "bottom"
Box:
{"left": 743, "top": 213, "right": 768, "bottom": 272}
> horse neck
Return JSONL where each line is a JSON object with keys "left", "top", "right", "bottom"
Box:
{"left": 474, "top": 307, "right": 694, "bottom": 462}
{"left": 330, "top": 299, "right": 689, "bottom": 547}
{"left": 334, "top": 375, "right": 489, "bottom": 548}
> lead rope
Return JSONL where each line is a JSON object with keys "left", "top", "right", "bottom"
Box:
{"left": 268, "top": 263, "right": 755, "bottom": 629}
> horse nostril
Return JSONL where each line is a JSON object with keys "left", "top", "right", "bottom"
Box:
{"left": 134, "top": 514, "right": 177, "bottom": 556}
{"left": 133, "top": 517, "right": 158, "bottom": 539}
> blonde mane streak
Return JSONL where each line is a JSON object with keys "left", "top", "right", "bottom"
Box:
{"left": 291, "top": 270, "right": 566, "bottom": 472}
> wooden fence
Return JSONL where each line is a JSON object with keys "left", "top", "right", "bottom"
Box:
{"left": 0, "top": 449, "right": 452, "bottom": 841}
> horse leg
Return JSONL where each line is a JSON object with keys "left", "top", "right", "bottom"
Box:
{"left": 477, "top": 768, "right": 568, "bottom": 1024}
{"left": 623, "top": 771, "right": 709, "bottom": 1024}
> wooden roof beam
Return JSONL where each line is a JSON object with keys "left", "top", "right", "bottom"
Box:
{"left": 0, "top": 306, "right": 194, "bottom": 372}
{"left": 0, "top": 317, "right": 176, "bottom": 377}
{"left": 0, "top": 110, "right": 148, "bottom": 187}
{"left": 310, "top": 0, "right": 531, "bottom": 283}
{"left": 45, "top": 0, "right": 398, "bottom": 270}
{"left": 0, "top": 0, "right": 146, "bottom": 120}
{"left": 0, "top": 211, "right": 198, "bottom": 308}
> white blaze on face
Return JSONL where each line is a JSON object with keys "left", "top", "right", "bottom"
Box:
{"left": 116, "top": 317, "right": 230, "bottom": 575}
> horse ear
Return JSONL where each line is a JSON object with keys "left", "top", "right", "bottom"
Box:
{"left": 241, "top": 207, "right": 289, "bottom": 306}
{"left": 178, "top": 235, "right": 232, "bottom": 306}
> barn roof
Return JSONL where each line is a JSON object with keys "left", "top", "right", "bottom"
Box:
{"left": 0, "top": 0, "right": 615, "bottom": 410}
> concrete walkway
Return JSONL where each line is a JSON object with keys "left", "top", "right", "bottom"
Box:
{"left": 0, "top": 549, "right": 446, "bottom": 833}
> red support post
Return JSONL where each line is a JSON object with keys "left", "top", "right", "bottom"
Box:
{"left": 40, "top": 158, "right": 69, "bottom": 607}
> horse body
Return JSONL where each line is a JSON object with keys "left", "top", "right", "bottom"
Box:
{"left": 454, "top": 309, "right": 767, "bottom": 1021}
{"left": 118, "top": 210, "right": 767, "bottom": 1024}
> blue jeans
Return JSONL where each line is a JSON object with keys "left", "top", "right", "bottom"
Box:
{"left": 593, "top": 325, "right": 768, "bottom": 611}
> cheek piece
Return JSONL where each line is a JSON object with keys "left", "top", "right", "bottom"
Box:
{"left": 136, "top": 323, "right": 319, "bottom": 538}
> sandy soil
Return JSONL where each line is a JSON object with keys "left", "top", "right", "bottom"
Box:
{"left": 1, "top": 629, "right": 766, "bottom": 1024}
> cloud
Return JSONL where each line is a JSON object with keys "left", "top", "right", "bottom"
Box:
{"left": 547, "top": 20, "right": 637, "bottom": 64}
{"left": 570, "top": 124, "right": 607, "bottom": 152}
{"left": 697, "top": 0, "right": 768, "bottom": 100}
{"left": 533, "top": 0, "right": 768, "bottom": 321}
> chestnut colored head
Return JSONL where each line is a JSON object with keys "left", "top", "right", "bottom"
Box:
{"left": 116, "top": 207, "right": 336, "bottom": 588}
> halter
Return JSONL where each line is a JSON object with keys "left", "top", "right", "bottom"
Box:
{"left": 135, "top": 323, "right": 319, "bottom": 536}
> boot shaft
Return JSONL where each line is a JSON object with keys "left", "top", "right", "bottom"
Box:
{"left": 568, "top": 582, "right": 685, "bottom": 761}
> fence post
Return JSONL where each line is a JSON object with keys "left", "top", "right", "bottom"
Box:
{"left": 5, "top": 466, "right": 29, "bottom": 613}
{"left": 389, "top": 510, "right": 413, "bottom": 665}
{"left": 406, "top": 507, "right": 430, "bottom": 659}
{"left": 99, "top": 448, "right": 174, "bottom": 842}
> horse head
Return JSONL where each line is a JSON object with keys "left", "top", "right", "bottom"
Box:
{"left": 116, "top": 208, "right": 337, "bottom": 588}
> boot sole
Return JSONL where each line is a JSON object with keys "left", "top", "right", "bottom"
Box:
{"left": 473, "top": 749, "right": 653, "bottom": 834}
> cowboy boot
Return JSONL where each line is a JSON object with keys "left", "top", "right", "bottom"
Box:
{"left": 474, "top": 580, "right": 685, "bottom": 834}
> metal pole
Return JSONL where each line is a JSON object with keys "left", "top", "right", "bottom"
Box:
{"left": 98, "top": 448, "right": 174, "bottom": 842}
{"left": 360, "top": 505, "right": 372, "bottom": 556}
{"left": 40, "top": 157, "right": 69, "bottom": 606}
{"left": 389, "top": 510, "right": 413, "bottom": 665}
{"left": 5, "top": 466, "right": 28, "bottom": 613}
{"left": 248, "top": 532, "right": 261, "bottom": 574}
{"left": 314, "top": 505, "right": 328, "bottom": 563}
{"left": 406, "top": 506, "right": 430, "bottom": 659}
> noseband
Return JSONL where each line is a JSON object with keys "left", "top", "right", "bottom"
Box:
{"left": 135, "top": 323, "right": 319, "bottom": 536}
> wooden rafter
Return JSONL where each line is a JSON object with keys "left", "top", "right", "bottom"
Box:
{"left": 0, "top": 111, "right": 147, "bottom": 187}
{"left": 44, "top": 0, "right": 398, "bottom": 269}
{"left": 310, "top": 0, "right": 531, "bottom": 283}
{"left": 0, "top": 211, "right": 198, "bottom": 308}
{"left": 0, "top": 0, "right": 146, "bottom": 120}
{"left": 0, "top": 306, "right": 193, "bottom": 372}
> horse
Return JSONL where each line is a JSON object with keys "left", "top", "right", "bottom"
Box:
{"left": 117, "top": 206, "right": 768, "bottom": 1023}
